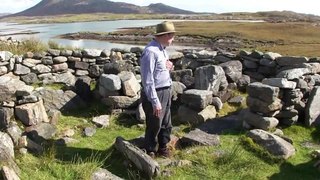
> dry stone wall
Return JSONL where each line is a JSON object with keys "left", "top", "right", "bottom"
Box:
{"left": 1, "top": 45, "right": 320, "bottom": 176}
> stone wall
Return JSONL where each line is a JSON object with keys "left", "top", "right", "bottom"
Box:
{"left": 1, "top": 46, "right": 320, "bottom": 176}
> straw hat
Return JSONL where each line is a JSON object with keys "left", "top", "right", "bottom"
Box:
{"left": 154, "top": 21, "right": 176, "bottom": 36}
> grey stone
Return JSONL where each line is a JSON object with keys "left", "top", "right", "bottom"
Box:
{"left": 47, "top": 49, "right": 61, "bottom": 56}
{"left": 15, "top": 99, "right": 49, "bottom": 126}
{"left": 99, "top": 74, "right": 121, "bottom": 91}
{"left": 0, "top": 51, "right": 13, "bottom": 61}
{"left": 262, "top": 78, "right": 297, "bottom": 89}
{"left": 92, "top": 115, "right": 110, "bottom": 128}
{"left": 0, "top": 76, "right": 33, "bottom": 102}
{"left": 247, "top": 129, "right": 295, "bottom": 159}
{"left": 114, "top": 137, "right": 159, "bottom": 179}
{"left": 180, "top": 128, "right": 220, "bottom": 146}
{"left": 194, "top": 65, "right": 228, "bottom": 95}
{"left": 0, "top": 107, "right": 14, "bottom": 129}
{"left": 84, "top": 127, "right": 96, "bottom": 137}
{"left": 263, "top": 52, "right": 281, "bottom": 60}
{"left": 91, "top": 168, "right": 124, "bottom": 180}
{"left": 32, "top": 64, "right": 51, "bottom": 74}
{"left": 1, "top": 166, "right": 20, "bottom": 180}
{"left": 60, "top": 49, "right": 73, "bottom": 56}
{"left": 247, "top": 96, "right": 282, "bottom": 115}
{"left": 178, "top": 105, "right": 216, "bottom": 124}
{"left": 82, "top": 49, "right": 101, "bottom": 58}
{"left": 118, "top": 71, "right": 140, "bottom": 97}
{"left": 276, "top": 68, "right": 310, "bottom": 80}
{"left": 22, "top": 58, "right": 41, "bottom": 67}
{"left": 276, "top": 56, "right": 308, "bottom": 66}
{"left": 34, "top": 88, "right": 86, "bottom": 112}
{"left": 305, "top": 86, "right": 320, "bottom": 126}
{"left": 0, "top": 132, "right": 14, "bottom": 160}
{"left": 53, "top": 56, "right": 68, "bottom": 63}
{"left": 14, "top": 64, "right": 30, "bottom": 75}
{"left": 52, "top": 62, "right": 68, "bottom": 72}
{"left": 102, "top": 96, "right": 139, "bottom": 109}
{"left": 247, "top": 82, "right": 280, "bottom": 103}
{"left": 25, "top": 123, "right": 57, "bottom": 142}
{"left": 219, "top": 60, "right": 242, "bottom": 82}
{"left": 181, "top": 89, "right": 213, "bottom": 110}
{"left": 240, "top": 109, "right": 279, "bottom": 130}
{"left": 259, "top": 58, "right": 277, "bottom": 67}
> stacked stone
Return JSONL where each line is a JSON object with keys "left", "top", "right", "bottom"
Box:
{"left": 274, "top": 56, "right": 320, "bottom": 126}
{"left": 178, "top": 89, "right": 216, "bottom": 124}
{"left": 242, "top": 82, "right": 281, "bottom": 130}
{"left": 262, "top": 78, "right": 300, "bottom": 126}
{"left": 240, "top": 50, "right": 280, "bottom": 81}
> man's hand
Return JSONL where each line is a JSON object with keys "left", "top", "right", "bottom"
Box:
{"left": 166, "top": 60, "right": 174, "bottom": 71}
{"left": 153, "top": 105, "right": 162, "bottom": 118}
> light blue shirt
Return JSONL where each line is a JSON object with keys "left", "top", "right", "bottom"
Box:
{"left": 140, "top": 39, "right": 172, "bottom": 108}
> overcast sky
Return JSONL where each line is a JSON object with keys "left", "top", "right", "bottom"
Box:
{"left": 1, "top": 0, "right": 319, "bottom": 16}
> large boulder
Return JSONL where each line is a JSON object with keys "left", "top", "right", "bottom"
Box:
{"left": 0, "top": 76, "right": 33, "bottom": 102}
{"left": 247, "top": 129, "right": 295, "bottom": 159}
{"left": 15, "top": 99, "right": 49, "bottom": 126}
{"left": 194, "top": 65, "right": 228, "bottom": 95}
{"left": 305, "top": 86, "right": 320, "bottom": 126}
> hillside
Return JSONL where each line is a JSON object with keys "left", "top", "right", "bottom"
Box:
{"left": 10, "top": 0, "right": 194, "bottom": 17}
{"left": 0, "top": 13, "right": 11, "bottom": 17}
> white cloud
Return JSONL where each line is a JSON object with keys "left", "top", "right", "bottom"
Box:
{"left": 0, "top": 0, "right": 40, "bottom": 13}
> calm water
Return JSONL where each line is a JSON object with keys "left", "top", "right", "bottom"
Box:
{"left": 0, "top": 19, "right": 264, "bottom": 51}
{"left": 0, "top": 19, "right": 165, "bottom": 50}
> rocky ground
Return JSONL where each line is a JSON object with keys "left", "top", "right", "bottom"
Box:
{"left": 58, "top": 30, "right": 277, "bottom": 53}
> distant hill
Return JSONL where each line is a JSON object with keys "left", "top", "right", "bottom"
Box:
{"left": 220, "top": 10, "right": 320, "bottom": 22}
{"left": 10, "top": 0, "right": 195, "bottom": 17}
{"left": 0, "top": 13, "right": 11, "bottom": 17}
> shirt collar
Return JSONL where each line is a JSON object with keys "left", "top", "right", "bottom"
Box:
{"left": 152, "top": 39, "right": 166, "bottom": 50}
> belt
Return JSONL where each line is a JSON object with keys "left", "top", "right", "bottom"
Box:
{"left": 155, "top": 86, "right": 171, "bottom": 91}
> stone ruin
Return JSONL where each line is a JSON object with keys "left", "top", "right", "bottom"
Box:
{"left": 1, "top": 46, "right": 320, "bottom": 179}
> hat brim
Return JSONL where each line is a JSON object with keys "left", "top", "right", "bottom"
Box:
{"left": 153, "top": 30, "right": 177, "bottom": 36}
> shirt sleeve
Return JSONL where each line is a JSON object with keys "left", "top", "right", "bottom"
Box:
{"left": 140, "top": 50, "right": 161, "bottom": 109}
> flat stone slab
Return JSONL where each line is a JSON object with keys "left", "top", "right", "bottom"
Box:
{"left": 114, "top": 136, "right": 159, "bottom": 179}
{"left": 197, "top": 115, "right": 243, "bottom": 134}
{"left": 180, "top": 128, "right": 220, "bottom": 147}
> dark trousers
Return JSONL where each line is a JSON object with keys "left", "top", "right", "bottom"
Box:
{"left": 141, "top": 87, "right": 172, "bottom": 153}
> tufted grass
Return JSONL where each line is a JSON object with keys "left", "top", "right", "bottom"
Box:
{"left": 0, "top": 38, "right": 77, "bottom": 55}
{"left": 0, "top": 37, "right": 47, "bottom": 55}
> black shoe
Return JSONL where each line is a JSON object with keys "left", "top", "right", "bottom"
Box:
{"left": 157, "top": 148, "right": 171, "bottom": 158}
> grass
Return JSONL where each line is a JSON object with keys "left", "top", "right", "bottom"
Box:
{"left": 0, "top": 38, "right": 78, "bottom": 55}
{"left": 0, "top": 37, "right": 47, "bottom": 55}
{"left": 14, "top": 95, "right": 320, "bottom": 179}
{"left": 176, "top": 21, "right": 320, "bottom": 57}
{"left": 65, "top": 21, "right": 320, "bottom": 57}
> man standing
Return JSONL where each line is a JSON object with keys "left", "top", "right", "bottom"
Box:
{"left": 140, "top": 21, "right": 175, "bottom": 158}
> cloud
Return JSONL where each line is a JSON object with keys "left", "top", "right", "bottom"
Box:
{"left": 0, "top": 0, "right": 40, "bottom": 13}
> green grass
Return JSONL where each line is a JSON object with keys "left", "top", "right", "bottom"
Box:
{"left": 0, "top": 38, "right": 77, "bottom": 55}
{"left": 0, "top": 37, "right": 47, "bottom": 55}
{"left": 14, "top": 96, "right": 320, "bottom": 179}
{"left": 108, "top": 21, "right": 320, "bottom": 57}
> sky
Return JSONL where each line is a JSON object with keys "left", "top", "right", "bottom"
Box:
{"left": 1, "top": 0, "right": 319, "bottom": 16}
